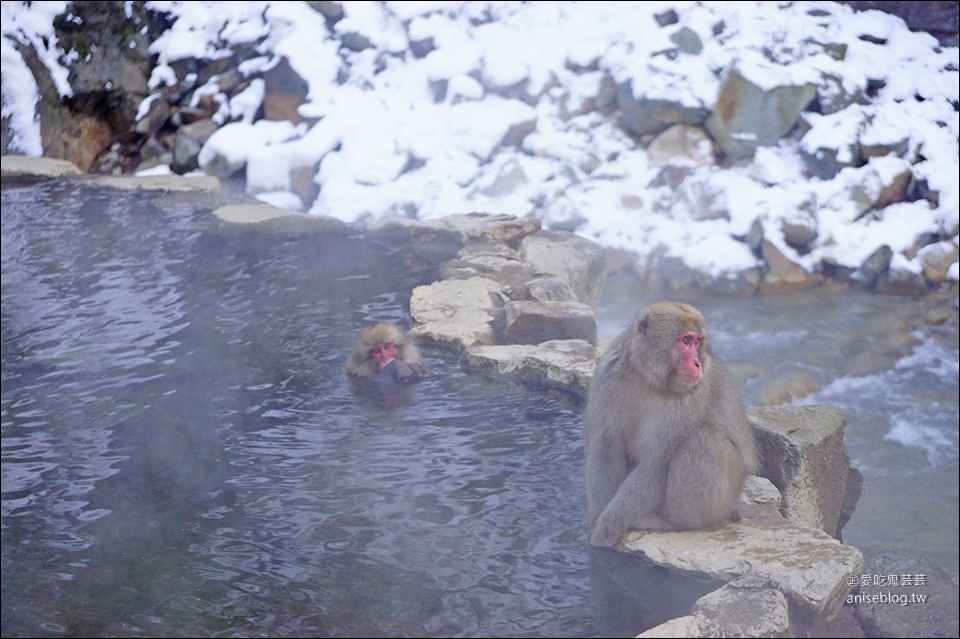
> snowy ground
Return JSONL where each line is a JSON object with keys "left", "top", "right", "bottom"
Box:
{"left": 2, "top": 1, "right": 958, "bottom": 281}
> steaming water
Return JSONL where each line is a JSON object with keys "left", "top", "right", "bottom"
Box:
{"left": 2, "top": 179, "right": 957, "bottom": 638}
{"left": 2, "top": 179, "right": 717, "bottom": 638}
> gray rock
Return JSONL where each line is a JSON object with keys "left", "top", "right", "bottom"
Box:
{"left": 521, "top": 276, "right": 579, "bottom": 303}
{"left": 89, "top": 173, "right": 221, "bottom": 194}
{"left": 673, "top": 171, "right": 730, "bottom": 221}
{"left": 842, "top": 1, "right": 959, "bottom": 48}
{"left": 519, "top": 229, "right": 607, "bottom": 308}
{"left": 816, "top": 71, "right": 864, "bottom": 115}
{"left": 669, "top": 26, "right": 703, "bottom": 55}
{"left": 134, "top": 96, "right": 171, "bottom": 137}
{"left": 1, "top": 155, "right": 83, "bottom": 177}
{"left": 211, "top": 203, "right": 350, "bottom": 234}
{"left": 646, "top": 124, "right": 715, "bottom": 168}
{"left": 179, "top": 118, "right": 220, "bottom": 144}
{"left": 615, "top": 81, "right": 711, "bottom": 138}
{"left": 262, "top": 56, "right": 309, "bottom": 124}
{"left": 499, "top": 300, "right": 597, "bottom": 345}
{"left": 749, "top": 404, "right": 862, "bottom": 540}
{"left": 801, "top": 138, "right": 859, "bottom": 180}
{"left": 744, "top": 216, "right": 765, "bottom": 257}
{"left": 621, "top": 495, "right": 863, "bottom": 630}
{"left": 171, "top": 133, "right": 203, "bottom": 173}
{"left": 918, "top": 242, "right": 959, "bottom": 284}
{"left": 639, "top": 579, "right": 793, "bottom": 638}
{"left": 439, "top": 236, "right": 538, "bottom": 291}
{"left": 369, "top": 213, "right": 542, "bottom": 264}
{"left": 854, "top": 244, "right": 893, "bottom": 289}
{"left": 688, "top": 581, "right": 792, "bottom": 638}
{"left": 760, "top": 240, "right": 822, "bottom": 292}
{"left": 476, "top": 158, "right": 529, "bottom": 197}
{"left": 851, "top": 546, "right": 959, "bottom": 639}
{"left": 875, "top": 268, "right": 930, "bottom": 296}
{"left": 409, "top": 277, "right": 502, "bottom": 348}
{"left": 461, "top": 339, "right": 598, "bottom": 394}
{"left": 706, "top": 63, "right": 817, "bottom": 161}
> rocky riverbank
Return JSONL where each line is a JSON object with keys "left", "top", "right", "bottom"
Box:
{"left": 5, "top": 157, "right": 958, "bottom": 638}
{"left": 3, "top": 2, "right": 958, "bottom": 300}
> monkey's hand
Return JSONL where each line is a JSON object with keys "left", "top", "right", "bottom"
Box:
{"left": 589, "top": 515, "right": 624, "bottom": 548}
{"left": 376, "top": 359, "right": 423, "bottom": 383}
{"left": 390, "top": 360, "right": 415, "bottom": 381}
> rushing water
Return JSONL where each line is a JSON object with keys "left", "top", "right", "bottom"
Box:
{"left": 2, "top": 178, "right": 957, "bottom": 638}
{"left": 2, "top": 179, "right": 720, "bottom": 638}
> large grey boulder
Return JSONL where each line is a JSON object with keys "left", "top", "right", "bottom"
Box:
{"left": 705, "top": 62, "right": 817, "bottom": 161}
{"left": 750, "top": 404, "right": 863, "bottom": 541}
{"left": 519, "top": 229, "right": 607, "bottom": 309}
{"left": 498, "top": 300, "right": 597, "bottom": 345}
{"left": 851, "top": 546, "right": 959, "bottom": 638}
{"left": 409, "top": 277, "right": 502, "bottom": 348}
{"left": 621, "top": 477, "right": 864, "bottom": 633}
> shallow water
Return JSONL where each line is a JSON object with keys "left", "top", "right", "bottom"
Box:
{"left": 2, "top": 179, "right": 719, "bottom": 638}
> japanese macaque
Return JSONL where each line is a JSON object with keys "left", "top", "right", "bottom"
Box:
{"left": 345, "top": 323, "right": 424, "bottom": 383}
{"left": 584, "top": 301, "right": 757, "bottom": 547}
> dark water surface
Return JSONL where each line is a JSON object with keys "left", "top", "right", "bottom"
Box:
{"left": 2, "top": 179, "right": 720, "bottom": 638}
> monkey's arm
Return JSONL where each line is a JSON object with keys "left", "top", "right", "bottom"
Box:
{"left": 590, "top": 459, "right": 673, "bottom": 546}
{"left": 585, "top": 420, "right": 670, "bottom": 546}
{"left": 584, "top": 425, "right": 627, "bottom": 529}
{"left": 375, "top": 359, "right": 424, "bottom": 384}
{"left": 398, "top": 361, "right": 425, "bottom": 381}
{"left": 711, "top": 367, "right": 758, "bottom": 474}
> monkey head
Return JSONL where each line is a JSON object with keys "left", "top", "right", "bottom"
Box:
{"left": 368, "top": 341, "right": 397, "bottom": 369}
{"left": 346, "top": 323, "right": 423, "bottom": 379}
{"left": 631, "top": 301, "right": 708, "bottom": 394}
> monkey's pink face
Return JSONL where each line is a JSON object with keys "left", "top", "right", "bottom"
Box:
{"left": 369, "top": 342, "right": 397, "bottom": 370}
{"left": 676, "top": 332, "right": 703, "bottom": 385}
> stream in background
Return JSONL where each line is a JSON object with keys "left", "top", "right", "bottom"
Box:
{"left": 2, "top": 178, "right": 957, "bottom": 637}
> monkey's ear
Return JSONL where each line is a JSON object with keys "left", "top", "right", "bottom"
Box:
{"left": 637, "top": 315, "right": 649, "bottom": 334}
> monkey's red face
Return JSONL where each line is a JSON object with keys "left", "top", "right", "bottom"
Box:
{"left": 369, "top": 342, "right": 397, "bottom": 370}
{"left": 676, "top": 331, "right": 703, "bottom": 385}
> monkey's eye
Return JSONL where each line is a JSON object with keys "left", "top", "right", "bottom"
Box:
{"left": 370, "top": 343, "right": 394, "bottom": 357}
{"left": 681, "top": 334, "right": 701, "bottom": 348}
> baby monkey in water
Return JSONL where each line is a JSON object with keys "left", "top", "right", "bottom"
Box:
{"left": 345, "top": 323, "right": 425, "bottom": 383}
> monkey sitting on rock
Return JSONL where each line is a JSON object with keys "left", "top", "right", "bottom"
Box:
{"left": 583, "top": 301, "right": 757, "bottom": 547}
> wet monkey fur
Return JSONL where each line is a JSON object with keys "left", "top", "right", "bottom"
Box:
{"left": 345, "top": 323, "right": 425, "bottom": 383}
{"left": 583, "top": 301, "right": 757, "bottom": 547}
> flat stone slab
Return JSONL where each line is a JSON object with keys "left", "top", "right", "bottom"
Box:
{"left": 620, "top": 513, "right": 863, "bottom": 623}
{"left": 2, "top": 155, "right": 83, "bottom": 177}
{"left": 90, "top": 173, "right": 221, "bottom": 193}
{"left": 462, "top": 339, "right": 598, "bottom": 394}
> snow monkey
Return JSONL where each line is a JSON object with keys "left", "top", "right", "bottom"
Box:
{"left": 583, "top": 301, "right": 757, "bottom": 547}
{"left": 345, "top": 323, "right": 425, "bottom": 383}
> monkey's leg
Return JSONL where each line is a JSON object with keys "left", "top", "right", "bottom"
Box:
{"left": 661, "top": 426, "right": 747, "bottom": 530}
